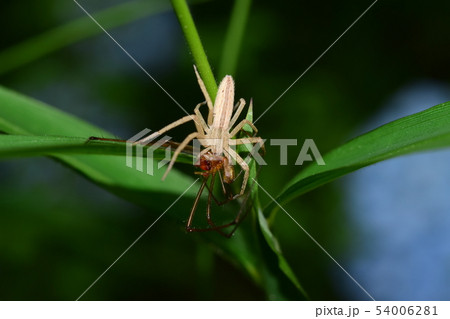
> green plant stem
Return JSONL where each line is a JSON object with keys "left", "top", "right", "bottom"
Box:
{"left": 218, "top": 0, "right": 252, "bottom": 78}
{"left": 171, "top": 0, "right": 218, "bottom": 101}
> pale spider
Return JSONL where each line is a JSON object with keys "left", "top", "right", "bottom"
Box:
{"left": 138, "top": 65, "right": 264, "bottom": 197}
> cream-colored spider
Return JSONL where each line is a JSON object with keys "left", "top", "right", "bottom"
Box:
{"left": 139, "top": 66, "right": 264, "bottom": 196}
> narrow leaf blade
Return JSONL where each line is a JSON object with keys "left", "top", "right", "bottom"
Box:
{"left": 268, "top": 101, "right": 450, "bottom": 212}
{"left": 0, "top": 86, "right": 196, "bottom": 197}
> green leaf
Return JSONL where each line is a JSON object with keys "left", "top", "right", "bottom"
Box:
{"left": 266, "top": 101, "right": 450, "bottom": 214}
{"left": 0, "top": 85, "right": 196, "bottom": 199}
{"left": 0, "top": 135, "right": 193, "bottom": 164}
{"left": 229, "top": 90, "right": 305, "bottom": 298}
{"left": 250, "top": 160, "right": 307, "bottom": 300}
{"left": 256, "top": 204, "right": 308, "bottom": 299}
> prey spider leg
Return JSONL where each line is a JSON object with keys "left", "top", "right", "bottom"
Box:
{"left": 186, "top": 152, "right": 237, "bottom": 236}
{"left": 187, "top": 153, "right": 262, "bottom": 238}
{"left": 187, "top": 172, "right": 236, "bottom": 237}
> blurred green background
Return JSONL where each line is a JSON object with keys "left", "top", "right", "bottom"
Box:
{"left": 0, "top": 0, "right": 449, "bottom": 300}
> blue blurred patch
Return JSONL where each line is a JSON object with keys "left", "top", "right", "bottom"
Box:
{"left": 342, "top": 81, "right": 450, "bottom": 300}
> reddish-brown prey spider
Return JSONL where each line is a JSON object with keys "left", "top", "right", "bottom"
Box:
{"left": 138, "top": 66, "right": 264, "bottom": 198}
{"left": 188, "top": 152, "right": 236, "bottom": 237}
{"left": 187, "top": 151, "right": 258, "bottom": 237}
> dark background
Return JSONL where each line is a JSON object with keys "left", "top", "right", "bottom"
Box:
{"left": 0, "top": 0, "right": 449, "bottom": 300}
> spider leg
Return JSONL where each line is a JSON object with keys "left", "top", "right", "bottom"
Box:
{"left": 204, "top": 174, "right": 240, "bottom": 237}
{"left": 211, "top": 162, "right": 262, "bottom": 238}
{"left": 194, "top": 102, "right": 210, "bottom": 134}
{"left": 228, "top": 98, "right": 246, "bottom": 130}
{"left": 205, "top": 172, "right": 217, "bottom": 228}
{"left": 188, "top": 168, "right": 243, "bottom": 237}
{"left": 190, "top": 172, "right": 228, "bottom": 236}
{"left": 217, "top": 169, "right": 227, "bottom": 195}
{"left": 203, "top": 173, "right": 234, "bottom": 205}
{"left": 229, "top": 119, "right": 259, "bottom": 138}
{"left": 193, "top": 65, "right": 214, "bottom": 126}
{"left": 187, "top": 173, "right": 228, "bottom": 234}
{"left": 186, "top": 177, "right": 207, "bottom": 232}
{"left": 225, "top": 147, "right": 249, "bottom": 197}
{"left": 232, "top": 99, "right": 242, "bottom": 112}
{"left": 137, "top": 114, "right": 201, "bottom": 144}
{"left": 222, "top": 174, "right": 258, "bottom": 238}
{"left": 229, "top": 137, "right": 264, "bottom": 145}
{"left": 229, "top": 137, "right": 266, "bottom": 156}
{"left": 162, "top": 132, "right": 199, "bottom": 180}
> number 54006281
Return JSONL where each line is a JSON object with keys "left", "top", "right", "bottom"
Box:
{"left": 375, "top": 305, "right": 438, "bottom": 316}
